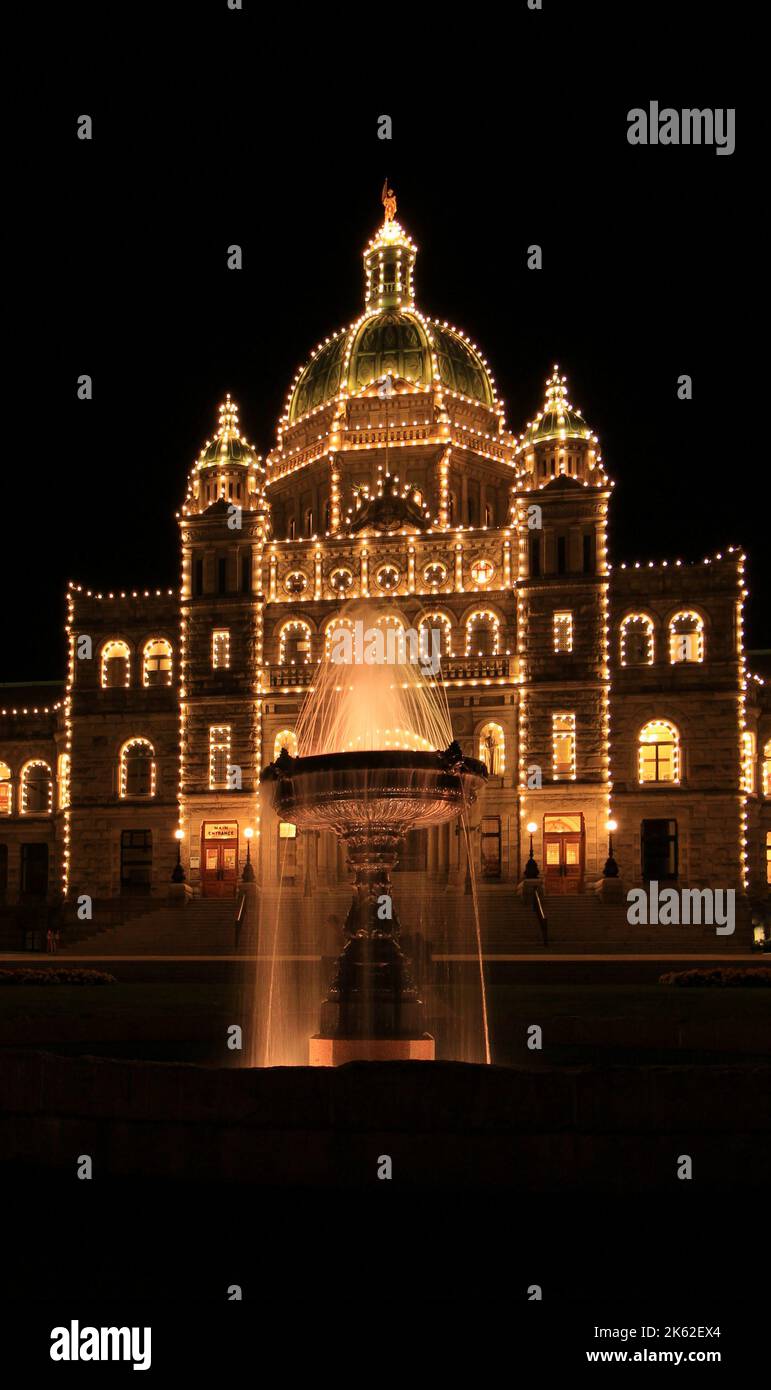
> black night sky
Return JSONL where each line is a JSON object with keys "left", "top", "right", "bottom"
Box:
{"left": 8, "top": 3, "right": 758, "bottom": 685}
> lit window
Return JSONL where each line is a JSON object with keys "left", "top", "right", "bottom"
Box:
{"left": 376, "top": 565, "right": 400, "bottom": 592}
{"left": 273, "top": 729, "right": 298, "bottom": 760}
{"left": 212, "top": 629, "right": 230, "bottom": 670}
{"left": 552, "top": 713, "right": 576, "bottom": 780}
{"left": 741, "top": 731, "right": 756, "bottom": 794}
{"left": 143, "top": 638, "right": 173, "bottom": 687}
{"left": 620, "top": 614, "right": 655, "bottom": 666}
{"left": 669, "top": 611, "right": 705, "bottom": 664}
{"left": 465, "top": 609, "right": 500, "bottom": 656}
{"left": 423, "top": 562, "right": 447, "bottom": 587}
{"left": 470, "top": 559, "right": 495, "bottom": 587}
{"left": 329, "top": 568, "right": 353, "bottom": 593}
{"left": 418, "top": 612, "right": 452, "bottom": 658}
{"left": 209, "top": 726, "right": 232, "bottom": 789}
{"left": 284, "top": 571, "right": 308, "bottom": 595}
{"left": 639, "top": 720, "right": 680, "bottom": 784}
{"left": 279, "top": 620, "right": 313, "bottom": 665}
{"left": 763, "top": 739, "right": 771, "bottom": 797}
{"left": 101, "top": 640, "right": 130, "bottom": 688}
{"left": 553, "top": 611, "right": 573, "bottom": 653}
{"left": 120, "top": 739, "right": 156, "bottom": 798}
{"left": 0, "top": 760, "right": 12, "bottom": 815}
{"left": 479, "top": 722, "right": 505, "bottom": 775}
{"left": 325, "top": 617, "right": 355, "bottom": 658}
{"left": 21, "top": 761, "right": 53, "bottom": 814}
{"left": 58, "top": 753, "right": 70, "bottom": 809}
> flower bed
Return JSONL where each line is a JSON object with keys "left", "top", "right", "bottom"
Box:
{"left": 0, "top": 968, "right": 117, "bottom": 986}
{"left": 659, "top": 967, "right": 771, "bottom": 988}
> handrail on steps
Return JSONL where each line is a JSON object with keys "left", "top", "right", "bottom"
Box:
{"left": 532, "top": 886, "right": 548, "bottom": 948}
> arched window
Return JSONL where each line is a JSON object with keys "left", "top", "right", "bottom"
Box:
{"left": 620, "top": 614, "right": 655, "bottom": 666}
{"left": 324, "top": 616, "right": 355, "bottom": 660}
{"left": 101, "top": 640, "right": 131, "bottom": 688}
{"left": 58, "top": 753, "right": 70, "bottom": 809}
{"left": 143, "top": 638, "right": 173, "bottom": 687}
{"left": 0, "top": 760, "right": 12, "bottom": 815}
{"left": 279, "top": 620, "right": 313, "bottom": 665}
{"left": 418, "top": 612, "right": 453, "bottom": 659}
{"left": 669, "top": 611, "right": 705, "bottom": 664}
{"left": 465, "top": 609, "right": 500, "bottom": 656}
{"left": 273, "top": 729, "right": 298, "bottom": 760}
{"left": 479, "top": 722, "right": 505, "bottom": 775}
{"left": 639, "top": 720, "right": 680, "bottom": 784}
{"left": 21, "top": 761, "right": 53, "bottom": 814}
{"left": 764, "top": 739, "right": 771, "bottom": 797}
{"left": 120, "top": 739, "right": 156, "bottom": 798}
{"left": 741, "top": 732, "right": 756, "bottom": 794}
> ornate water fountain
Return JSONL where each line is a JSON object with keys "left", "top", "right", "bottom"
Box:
{"left": 262, "top": 740, "right": 487, "bottom": 1064}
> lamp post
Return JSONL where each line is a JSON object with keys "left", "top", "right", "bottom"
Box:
{"left": 171, "top": 827, "right": 185, "bottom": 882}
{"left": 603, "top": 819, "right": 619, "bottom": 877}
{"left": 242, "top": 826, "right": 255, "bottom": 882}
{"left": 524, "top": 820, "right": 540, "bottom": 879}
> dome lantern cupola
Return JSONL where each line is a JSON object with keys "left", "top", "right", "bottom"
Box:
{"left": 182, "top": 394, "right": 266, "bottom": 516}
{"left": 363, "top": 212, "right": 417, "bottom": 313}
{"left": 515, "top": 364, "right": 605, "bottom": 488}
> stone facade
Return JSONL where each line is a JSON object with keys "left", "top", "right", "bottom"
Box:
{"left": 1, "top": 210, "right": 769, "bottom": 919}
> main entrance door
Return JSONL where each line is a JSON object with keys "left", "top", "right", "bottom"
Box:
{"left": 201, "top": 822, "right": 239, "bottom": 897}
{"left": 543, "top": 814, "right": 584, "bottom": 894}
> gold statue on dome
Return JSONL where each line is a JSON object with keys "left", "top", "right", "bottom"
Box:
{"left": 381, "top": 180, "right": 397, "bottom": 223}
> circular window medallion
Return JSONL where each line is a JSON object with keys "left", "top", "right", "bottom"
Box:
{"left": 330, "top": 568, "right": 354, "bottom": 593}
{"left": 284, "top": 571, "right": 308, "bottom": 595}
{"left": 376, "top": 565, "right": 400, "bottom": 592}
{"left": 423, "top": 562, "right": 447, "bottom": 587}
{"left": 471, "top": 559, "right": 495, "bottom": 586}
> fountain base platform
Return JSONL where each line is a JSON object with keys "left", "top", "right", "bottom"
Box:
{"left": 309, "top": 1034, "right": 435, "bottom": 1066}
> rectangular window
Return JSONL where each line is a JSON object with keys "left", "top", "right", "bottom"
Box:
{"left": 556, "top": 536, "right": 567, "bottom": 575}
{"left": 217, "top": 557, "right": 227, "bottom": 594}
{"left": 241, "top": 553, "right": 251, "bottom": 594}
{"left": 641, "top": 819, "right": 679, "bottom": 882}
{"left": 194, "top": 558, "right": 204, "bottom": 596}
{"left": 553, "top": 611, "right": 573, "bottom": 653}
{"left": 209, "top": 726, "right": 232, "bottom": 789}
{"left": 583, "top": 532, "right": 595, "bottom": 574}
{"left": 741, "top": 732, "right": 756, "bottom": 794}
{"left": 529, "top": 533, "right": 541, "bottom": 578}
{"left": 552, "top": 712, "right": 576, "bottom": 780}
{"left": 0, "top": 783, "right": 11, "bottom": 815}
{"left": 212, "top": 629, "right": 230, "bottom": 670}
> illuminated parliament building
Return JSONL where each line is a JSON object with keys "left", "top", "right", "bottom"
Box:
{"left": 1, "top": 198, "right": 769, "bottom": 942}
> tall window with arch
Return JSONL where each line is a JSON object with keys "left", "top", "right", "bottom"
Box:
{"left": 120, "top": 739, "right": 156, "bottom": 798}
{"left": 21, "top": 761, "right": 53, "bottom": 814}
{"left": 273, "top": 729, "right": 298, "bottom": 761}
{"left": 669, "top": 611, "right": 705, "bottom": 664}
{"left": 620, "top": 614, "right": 655, "bottom": 666}
{"left": 763, "top": 739, "right": 771, "bottom": 797}
{"left": 279, "top": 620, "right": 313, "bottom": 665}
{"left": 639, "top": 720, "right": 680, "bottom": 784}
{"left": 479, "top": 722, "right": 505, "bottom": 776}
{"left": 0, "top": 760, "right": 12, "bottom": 815}
{"left": 418, "top": 612, "right": 452, "bottom": 660}
{"left": 101, "top": 640, "right": 131, "bottom": 688}
{"left": 465, "top": 610, "right": 500, "bottom": 657}
{"left": 143, "top": 638, "right": 173, "bottom": 687}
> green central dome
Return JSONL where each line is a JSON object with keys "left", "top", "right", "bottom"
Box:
{"left": 286, "top": 215, "right": 496, "bottom": 424}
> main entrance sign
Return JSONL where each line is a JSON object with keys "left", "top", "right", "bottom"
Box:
{"left": 201, "top": 822, "right": 238, "bottom": 896}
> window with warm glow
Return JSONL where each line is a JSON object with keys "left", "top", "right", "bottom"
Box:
{"left": 418, "top": 612, "right": 452, "bottom": 658}
{"left": 120, "top": 740, "right": 156, "bottom": 798}
{"left": 465, "top": 610, "right": 500, "bottom": 656}
{"left": 212, "top": 629, "right": 230, "bottom": 670}
{"left": 639, "top": 720, "right": 680, "bottom": 783}
{"left": 101, "top": 640, "right": 130, "bottom": 688}
{"left": 552, "top": 713, "right": 576, "bottom": 780}
{"left": 273, "top": 729, "right": 298, "bottom": 760}
{"left": 0, "top": 760, "right": 12, "bottom": 815}
{"left": 209, "top": 726, "right": 231, "bottom": 789}
{"left": 479, "top": 722, "right": 505, "bottom": 775}
{"left": 620, "top": 614, "right": 654, "bottom": 666}
{"left": 279, "top": 621, "right": 312, "bottom": 665}
{"left": 741, "top": 731, "right": 756, "bottom": 794}
{"left": 763, "top": 739, "right": 771, "bottom": 797}
{"left": 553, "top": 611, "right": 573, "bottom": 653}
{"left": 21, "top": 761, "right": 53, "bottom": 814}
{"left": 143, "top": 638, "right": 173, "bottom": 687}
{"left": 669, "top": 611, "right": 705, "bottom": 664}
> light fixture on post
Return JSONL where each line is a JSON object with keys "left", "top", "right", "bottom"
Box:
{"left": 603, "top": 819, "right": 619, "bottom": 877}
{"left": 524, "top": 820, "right": 540, "bottom": 879}
{"left": 242, "top": 826, "right": 255, "bottom": 882}
{"left": 171, "top": 827, "right": 185, "bottom": 882}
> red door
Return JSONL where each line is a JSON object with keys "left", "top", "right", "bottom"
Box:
{"left": 543, "top": 815, "right": 584, "bottom": 894}
{"left": 201, "top": 825, "right": 239, "bottom": 897}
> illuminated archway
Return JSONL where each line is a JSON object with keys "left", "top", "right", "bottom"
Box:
{"left": 143, "top": 637, "right": 173, "bottom": 687}
{"left": 101, "top": 639, "right": 131, "bottom": 688}
{"left": 620, "top": 613, "right": 655, "bottom": 666}
{"left": 478, "top": 722, "right": 505, "bottom": 775}
{"left": 119, "top": 739, "right": 156, "bottom": 798}
{"left": 21, "top": 760, "right": 53, "bottom": 814}
{"left": 639, "top": 720, "right": 680, "bottom": 784}
{"left": 669, "top": 611, "right": 704, "bottom": 664}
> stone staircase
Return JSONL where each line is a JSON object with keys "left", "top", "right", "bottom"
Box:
{"left": 59, "top": 896, "right": 254, "bottom": 956}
